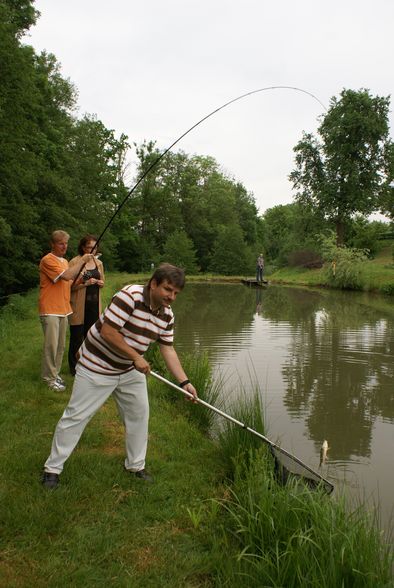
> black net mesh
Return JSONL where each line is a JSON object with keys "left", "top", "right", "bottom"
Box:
{"left": 270, "top": 446, "right": 334, "bottom": 495}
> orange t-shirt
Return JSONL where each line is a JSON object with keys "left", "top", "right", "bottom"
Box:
{"left": 39, "top": 253, "right": 72, "bottom": 316}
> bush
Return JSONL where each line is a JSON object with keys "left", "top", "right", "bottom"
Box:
{"left": 287, "top": 249, "right": 323, "bottom": 269}
{"left": 320, "top": 233, "right": 369, "bottom": 290}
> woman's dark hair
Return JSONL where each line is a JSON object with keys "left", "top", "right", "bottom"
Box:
{"left": 78, "top": 234, "right": 98, "bottom": 256}
{"left": 148, "top": 263, "right": 185, "bottom": 289}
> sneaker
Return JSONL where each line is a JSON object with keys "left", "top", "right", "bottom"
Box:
{"left": 42, "top": 471, "right": 60, "bottom": 489}
{"left": 56, "top": 376, "right": 65, "bottom": 386}
{"left": 48, "top": 380, "right": 66, "bottom": 392}
{"left": 127, "top": 468, "right": 154, "bottom": 483}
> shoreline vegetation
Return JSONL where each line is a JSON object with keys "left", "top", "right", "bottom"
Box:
{"left": 115, "top": 241, "right": 394, "bottom": 295}
{"left": 1, "top": 275, "right": 393, "bottom": 586}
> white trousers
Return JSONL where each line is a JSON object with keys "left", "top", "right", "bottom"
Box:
{"left": 44, "top": 365, "right": 149, "bottom": 474}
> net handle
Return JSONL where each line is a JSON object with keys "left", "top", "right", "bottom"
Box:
{"left": 150, "top": 371, "right": 334, "bottom": 493}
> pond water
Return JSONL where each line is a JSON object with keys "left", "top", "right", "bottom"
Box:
{"left": 172, "top": 282, "right": 394, "bottom": 533}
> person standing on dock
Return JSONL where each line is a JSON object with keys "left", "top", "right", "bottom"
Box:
{"left": 256, "top": 253, "right": 265, "bottom": 283}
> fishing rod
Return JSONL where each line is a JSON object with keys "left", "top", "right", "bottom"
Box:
{"left": 94, "top": 85, "right": 327, "bottom": 248}
{"left": 150, "top": 371, "right": 334, "bottom": 495}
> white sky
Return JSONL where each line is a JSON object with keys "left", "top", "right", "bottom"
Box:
{"left": 25, "top": 0, "right": 393, "bottom": 215}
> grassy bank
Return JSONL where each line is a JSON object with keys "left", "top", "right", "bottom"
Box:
{"left": 1, "top": 277, "right": 393, "bottom": 586}
{"left": 268, "top": 242, "right": 394, "bottom": 294}
{"left": 0, "top": 281, "right": 225, "bottom": 586}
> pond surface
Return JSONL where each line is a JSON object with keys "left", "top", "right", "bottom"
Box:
{"left": 172, "top": 282, "right": 394, "bottom": 533}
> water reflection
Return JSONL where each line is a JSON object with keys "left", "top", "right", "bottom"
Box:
{"left": 173, "top": 284, "right": 257, "bottom": 359}
{"left": 173, "top": 283, "right": 394, "bottom": 528}
{"left": 277, "top": 288, "right": 394, "bottom": 462}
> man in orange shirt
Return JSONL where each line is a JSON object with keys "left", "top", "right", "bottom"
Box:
{"left": 39, "top": 230, "right": 94, "bottom": 391}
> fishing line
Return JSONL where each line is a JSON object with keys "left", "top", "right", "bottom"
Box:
{"left": 94, "top": 85, "right": 327, "bottom": 248}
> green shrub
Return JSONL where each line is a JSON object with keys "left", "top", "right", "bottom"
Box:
{"left": 287, "top": 249, "right": 323, "bottom": 269}
{"left": 320, "top": 233, "right": 369, "bottom": 290}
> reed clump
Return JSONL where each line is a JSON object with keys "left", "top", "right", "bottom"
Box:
{"left": 204, "top": 389, "right": 394, "bottom": 587}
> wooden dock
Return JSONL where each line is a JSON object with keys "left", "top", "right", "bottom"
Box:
{"left": 241, "top": 279, "right": 268, "bottom": 288}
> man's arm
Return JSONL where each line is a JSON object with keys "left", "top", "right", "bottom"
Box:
{"left": 59, "top": 254, "right": 95, "bottom": 281}
{"left": 159, "top": 344, "right": 198, "bottom": 400}
{"left": 100, "top": 322, "right": 150, "bottom": 374}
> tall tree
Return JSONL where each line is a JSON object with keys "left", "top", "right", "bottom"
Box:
{"left": 209, "top": 224, "right": 249, "bottom": 275}
{"left": 260, "top": 203, "right": 326, "bottom": 265}
{"left": 128, "top": 144, "right": 262, "bottom": 273}
{"left": 289, "top": 89, "right": 393, "bottom": 244}
{"left": 0, "top": 2, "right": 130, "bottom": 294}
{"left": 162, "top": 230, "right": 199, "bottom": 273}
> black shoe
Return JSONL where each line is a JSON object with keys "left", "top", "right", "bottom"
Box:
{"left": 127, "top": 468, "right": 153, "bottom": 483}
{"left": 42, "top": 471, "right": 60, "bottom": 489}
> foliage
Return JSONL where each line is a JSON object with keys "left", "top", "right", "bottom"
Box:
{"left": 0, "top": 0, "right": 39, "bottom": 36}
{"left": 216, "top": 388, "right": 265, "bottom": 480}
{"left": 320, "top": 232, "right": 369, "bottom": 290}
{"left": 287, "top": 249, "right": 323, "bottom": 268}
{"left": 126, "top": 141, "right": 262, "bottom": 274}
{"left": 208, "top": 224, "right": 251, "bottom": 275}
{"left": 346, "top": 217, "right": 387, "bottom": 256}
{"left": 1, "top": 3, "right": 263, "bottom": 295}
{"left": 290, "top": 89, "right": 393, "bottom": 244}
{"left": 161, "top": 230, "right": 199, "bottom": 273}
{"left": 260, "top": 202, "right": 326, "bottom": 266}
{"left": 0, "top": 4, "right": 130, "bottom": 296}
{"left": 379, "top": 142, "right": 394, "bottom": 219}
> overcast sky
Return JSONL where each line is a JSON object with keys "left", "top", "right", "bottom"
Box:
{"left": 25, "top": 0, "right": 393, "bottom": 215}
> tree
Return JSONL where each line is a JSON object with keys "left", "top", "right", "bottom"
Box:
{"left": 129, "top": 144, "right": 262, "bottom": 273}
{"left": 162, "top": 230, "right": 199, "bottom": 273}
{"left": 290, "top": 89, "right": 393, "bottom": 244}
{"left": 209, "top": 224, "right": 249, "bottom": 275}
{"left": 0, "top": 3, "right": 131, "bottom": 294}
{"left": 0, "top": 0, "right": 38, "bottom": 37}
{"left": 379, "top": 143, "right": 394, "bottom": 219}
{"left": 260, "top": 203, "right": 326, "bottom": 265}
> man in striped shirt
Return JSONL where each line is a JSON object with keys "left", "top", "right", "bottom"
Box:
{"left": 42, "top": 264, "right": 197, "bottom": 489}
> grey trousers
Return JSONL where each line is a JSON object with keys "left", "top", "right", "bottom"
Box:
{"left": 40, "top": 315, "right": 68, "bottom": 384}
{"left": 44, "top": 365, "right": 149, "bottom": 474}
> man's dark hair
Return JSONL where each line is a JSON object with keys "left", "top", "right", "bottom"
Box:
{"left": 149, "top": 263, "right": 185, "bottom": 289}
{"left": 78, "top": 234, "right": 98, "bottom": 256}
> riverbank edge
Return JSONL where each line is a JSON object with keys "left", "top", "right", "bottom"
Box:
{"left": 1, "top": 275, "right": 393, "bottom": 585}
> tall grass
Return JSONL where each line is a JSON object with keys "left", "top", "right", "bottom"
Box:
{"left": 215, "top": 387, "right": 266, "bottom": 480}
{"left": 206, "top": 390, "right": 394, "bottom": 587}
{"left": 211, "top": 456, "right": 393, "bottom": 586}
{"left": 146, "top": 345, "right": 223, "bottom": 433}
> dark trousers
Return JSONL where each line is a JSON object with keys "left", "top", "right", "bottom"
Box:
{"left": 68, "top": 325, "right": 85, "bottom": 375}
{"left": 68, "top": 298, "right": 99, "bottom": 375}
{"left": 256, "top": 267, "right": 264, "bottom": 282}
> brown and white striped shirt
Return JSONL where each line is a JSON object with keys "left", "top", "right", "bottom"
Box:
{"left": 78, "top": 284, "right": 174, "bottom": 375}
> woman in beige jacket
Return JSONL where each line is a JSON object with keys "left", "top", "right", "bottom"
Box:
{"left": 68, "top": 234, "right": 105, "bottom": 375}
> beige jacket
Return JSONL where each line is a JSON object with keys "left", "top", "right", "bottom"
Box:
{"left": 68, "top": 256, "right": 105, "bottom": 326}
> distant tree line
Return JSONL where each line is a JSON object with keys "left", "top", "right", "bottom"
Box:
{"left": 0, "top": 0, "right": 266, "bottom": 297}
{"left": 1, "top": 1, "right": 393, "bottom": 298}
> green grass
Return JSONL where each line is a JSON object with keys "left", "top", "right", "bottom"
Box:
{"left": 270, "top": 243, "right": 394, "bottom": 294}
{"left": 209, "top": 456, "right": 394, "bottom": 587}
{"left": 0, "top": 281, "right": 225, "bottom": 587}
{"left": 1, "top": 276, "right": 393, "bottom": 587}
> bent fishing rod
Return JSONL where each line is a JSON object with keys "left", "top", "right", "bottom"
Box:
{"left": 93, "top": 85, "right": 327, "bottom": 249}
